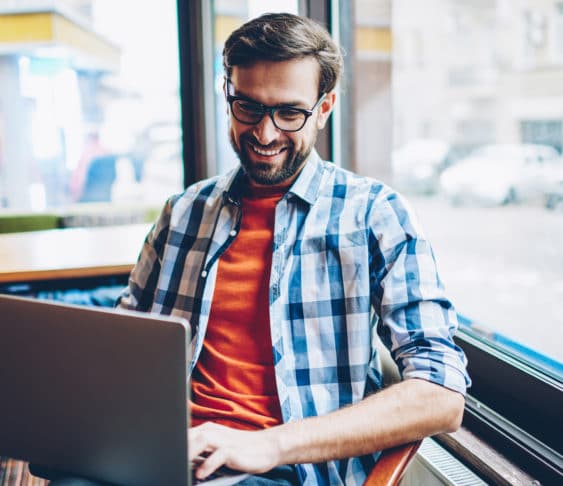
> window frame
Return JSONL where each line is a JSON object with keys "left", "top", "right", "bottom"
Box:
{"left": 176, "top": 0, "right": 211, "bottom": 186}
{"left": 455, "top": 329, "right": 562, "bottom": 483}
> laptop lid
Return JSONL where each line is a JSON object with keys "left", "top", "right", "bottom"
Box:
{"left": 0, "top": 294, "right": 190, "bottom": 486}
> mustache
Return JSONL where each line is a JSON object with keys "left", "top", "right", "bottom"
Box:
{"left": 240, "top": 134, "right": 291, "bottom": 151}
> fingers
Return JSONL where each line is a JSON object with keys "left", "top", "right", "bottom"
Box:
{"left": 188, "top": 422, "right": 216, "bottom": 461}
{"left": 188, "top": 422, "right": 279, "bottom": 479}
{"left": 188, "top": 423, "right": 232, "bottom": 479}
{"left": 194, "top": 448, "right": 228, "bottom": 480}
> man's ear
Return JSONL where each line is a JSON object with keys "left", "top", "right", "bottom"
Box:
{"left": 316, "top": 91, "right": 336, "bottom": 130}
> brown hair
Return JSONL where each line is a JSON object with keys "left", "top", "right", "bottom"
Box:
{"left": 223, "top": 12, "right": 343, "bottom": 94}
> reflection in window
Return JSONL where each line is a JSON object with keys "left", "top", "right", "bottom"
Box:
{"left": 0, "top": 0, "right": 182, "bottom": 217}
{"left": 353, "top": 0, "right": 562, "bottom": 375}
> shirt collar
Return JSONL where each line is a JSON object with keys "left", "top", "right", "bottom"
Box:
{"left": 222, "top": 168, "right": 246, "bottom": 207}
{"left": 287, "top": 150, "right": 324, "bottom": 205}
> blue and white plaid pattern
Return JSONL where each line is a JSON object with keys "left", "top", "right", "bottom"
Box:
{"left": 118, "top": 152, "right": 470, "bottom": 486}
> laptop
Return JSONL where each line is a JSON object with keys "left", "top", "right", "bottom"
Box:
{"left": 0, "top": 294, "right": 248, "bottom": 486}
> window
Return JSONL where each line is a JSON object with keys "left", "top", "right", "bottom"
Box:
{"left": 381, "top": 0, "right": 563, "bottom": 377}
{"left": 348, "top": 0, "right": 562, "bottom": 480}
{"left": 343, "top": 0, "right": 562, "bottom": 480}
{"left": 0, "top": 0, "right": 182, "bottom": 220}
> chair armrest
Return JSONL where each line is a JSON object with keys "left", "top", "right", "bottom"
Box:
{"left": 363, "top": 441, "right": 422, "bottom": 486}
{"left": 1, "top": 458, "right": 48, "bottom": 486}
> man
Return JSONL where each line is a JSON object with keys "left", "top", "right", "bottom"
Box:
{"left": 118, "top": 13, "right": 470, "bottom": 486}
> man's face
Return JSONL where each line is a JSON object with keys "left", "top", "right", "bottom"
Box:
{"left": 228, "top": 57, "right": 335, "bottom": 187}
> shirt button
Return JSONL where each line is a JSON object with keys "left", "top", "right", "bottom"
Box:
{"left": 229, "top": 230, "right": 237, "bottom": 237}
{"left": 201, "top": 270, "right": 208, "bottom": 278}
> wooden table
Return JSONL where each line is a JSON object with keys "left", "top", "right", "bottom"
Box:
{"left": 0, "top": 224, "right": 151, "bottom": 284}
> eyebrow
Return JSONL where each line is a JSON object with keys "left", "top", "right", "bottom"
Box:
{"left": 230, "top": 87, "right": 309, "bottom": 109}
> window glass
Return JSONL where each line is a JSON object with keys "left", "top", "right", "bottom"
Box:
{"left": 212, "top": 0, "right": 299, "bottom": 175}
{"left": 353, "top": 0, "right": 563, "bottom": 376}
{"left": 0, "top": 0, "right": 182, "bottom": 220}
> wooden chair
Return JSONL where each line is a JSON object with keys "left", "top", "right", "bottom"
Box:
{"left": 364, "top": 441, "right": 421, "bottom": 486}
{"left": 0, "top": 457, "right": 47, "bottom": 486}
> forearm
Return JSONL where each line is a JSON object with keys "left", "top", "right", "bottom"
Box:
{"left": 188, "top": 378, "right": 464, "bottom": 479}
{"left": 266, "top": 378, "right": 464, "bottom": 465}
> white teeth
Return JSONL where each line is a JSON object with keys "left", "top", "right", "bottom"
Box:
{"left": 250, "top": 143, "right": 283, "bottom": 156}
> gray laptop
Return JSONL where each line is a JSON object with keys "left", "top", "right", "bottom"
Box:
{"left": 0, "top": 294, "right": 247, "bottom": 486}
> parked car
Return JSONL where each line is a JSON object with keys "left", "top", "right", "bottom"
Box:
{"left": 439, "top": 144, "right": 563, "bottom": 206}
{"left": 391, "top": 138, "right": 450, "bottom": 194}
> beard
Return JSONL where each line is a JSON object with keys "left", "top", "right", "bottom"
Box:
{"left": 229, "top": 129, "right": 317, "bottom": 186}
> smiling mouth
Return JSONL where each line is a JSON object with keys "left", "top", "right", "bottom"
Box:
{"left": 249, "top": 142, "right": 287, "bottom": 157}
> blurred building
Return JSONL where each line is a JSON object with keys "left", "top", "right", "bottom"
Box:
{"left": 392, "top": 0, "right": 563, "bottom": 156}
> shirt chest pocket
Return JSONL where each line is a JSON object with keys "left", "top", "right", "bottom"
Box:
{"left": 289, "top": 230, "right": 368, "bottom": 314}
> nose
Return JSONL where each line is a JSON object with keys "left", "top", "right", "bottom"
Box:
{"left": 252, "top": 113, "right": 280, "bottom": 145}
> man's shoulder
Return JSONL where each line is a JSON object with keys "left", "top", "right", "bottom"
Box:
{"left": 318, "top": 160, "right": 396, "bottom": 203}
{"left": 315, "top": 160, "right": 421, "bottom": 231}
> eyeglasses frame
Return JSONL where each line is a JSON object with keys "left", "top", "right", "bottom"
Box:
{"left": 225, "top": 79, "right": 327, "bottom": 133}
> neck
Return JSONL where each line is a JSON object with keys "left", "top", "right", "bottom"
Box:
{"left": 245, "top": 179, "right": 293, "bottom": 198}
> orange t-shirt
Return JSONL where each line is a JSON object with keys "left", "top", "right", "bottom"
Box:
{"left": 190, "top": 184, "right": 287, "bottom": 430}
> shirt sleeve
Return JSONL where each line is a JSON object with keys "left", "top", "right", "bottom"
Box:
{"left": 116, "top": 197, "right": 175, "bottom": 312}
{"left": 368, "top": 190, "right": 471, "bottom": 395}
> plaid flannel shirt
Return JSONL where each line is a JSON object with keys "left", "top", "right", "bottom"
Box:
{"left": 118, "top": 151, "right": 470, "bottom": 485}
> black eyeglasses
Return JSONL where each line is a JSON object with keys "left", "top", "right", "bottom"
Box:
{"left": 225, "top": 79, "right": 326, "bottom": 133}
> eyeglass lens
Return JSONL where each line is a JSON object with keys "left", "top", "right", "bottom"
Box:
{"left": 231, "top": 100, "right": 307, "bottom": 131}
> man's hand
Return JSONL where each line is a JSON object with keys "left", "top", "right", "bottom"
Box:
{"left": 188, "top": 422, "right": 282, "bottom": 480}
